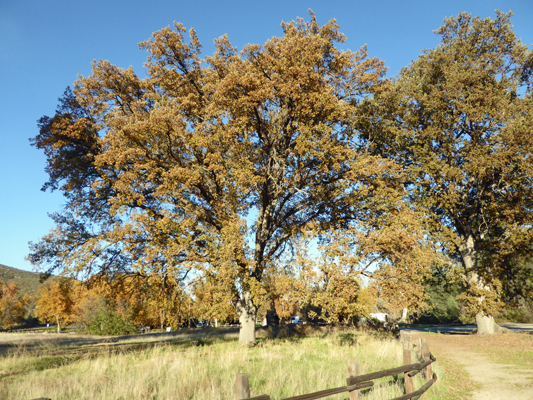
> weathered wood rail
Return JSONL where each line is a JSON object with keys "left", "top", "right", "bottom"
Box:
{"left": 235, "top": 332, "right": 437, "bottom": 400}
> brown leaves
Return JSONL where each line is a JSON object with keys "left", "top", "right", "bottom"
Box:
{"left": 359, "top": 11, "right": 533, "bottom": 320}
{"left": 32, "top": 11, "right": 435, "bottom": 334}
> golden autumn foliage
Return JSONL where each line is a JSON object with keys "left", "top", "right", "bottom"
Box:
{"left": 0, "top": 280, "right": 30, "bottom": 330}
{"left": 192, "top": 271, "right": 237, "bottom": 324}
{"left": 35, "top": 278, "right": 81, "bottom": 332}
{"left": 29, "top": 11, "right": 446, "bottom": 342}
{"left": 33, "top": 273, "right": 192, "bottom": 332}
{"left": 358, "top": 11, "right": 533, "bottom": 333}
{"left": 81, "top": 273, "right": 192, "bottom": 329}
{"left": 114, "top": 274, "right": 190, "bottom": 329}
{"left": 262, "top": 234, "right": 415, "bottom": 325}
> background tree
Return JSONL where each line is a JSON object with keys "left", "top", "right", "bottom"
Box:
{"left": 29, "top": 12, "right": 408, "bottom": 345}
{"left": 192, "top": 271, "right": 238, "bottom": 325}
{"left": 0, "top": 280, "right": 30, "bottom": 330}
{"left": 256, "top": 241, "right": 318, "bottom": 324}
{"left": 310, "top": 266, "right": 371, "bottom": 325}
{"left": 269, "top": 224, "right": 433, "bottom": 325}
{"left": 359, "top": 11, "right": 533, "bottom": 333}
{"left": 122, "top": 274, "right": 186, "bottom": 329}
{"left": 81, "top": 273, "right": 191, "bottom": 329}
{"left": 420, "top": 266, "right": 463, "bottom": 324}
{"left": 35, "top": 278, "right": 81, "bottom": 332}
{"left": 79, "top": 293, "right": 138, "bottom": 336}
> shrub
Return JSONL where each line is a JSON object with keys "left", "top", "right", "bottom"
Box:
{"left": 497, "top": 307, "right": 533, "bottom": 324}
{"left": 83, "top": 309, "right": 138, "bottom": 336}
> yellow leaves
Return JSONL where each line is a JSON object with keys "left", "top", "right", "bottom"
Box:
{"left": 310, "top": 260, "right": 370, "bottom": 324}
{"left": 457, "top": 277, "right": 504, "bottom": 317}
{"left": 359, "top": 10, "right": 533, "bottom": 323}
{"left": 33, "top": 10, "right": 425, "bottom": 337}
{"left": 0, "top": 280, "right": 29, "bottom": 330}
{"left": 192, "top": 274, "right": 237, "bottom": 322}
{"left": 318, "top": 191, "right": 436, "bottom": 313}
{"left": 35, "top": 278, "right": 82, "bottom": 328}
{"left": 33, "top": 273, "right": 192, "bottom": 330}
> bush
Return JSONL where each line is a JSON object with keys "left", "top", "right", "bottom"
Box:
{"left": 497, "top": 307, "right": 533, "bottom": 324}
{"left": 83, "top": 309, "right": 138, "bottom": 336}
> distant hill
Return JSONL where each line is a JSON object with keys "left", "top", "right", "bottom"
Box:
{"left": 0, "top": 264, "right": 46, "bottom": 298}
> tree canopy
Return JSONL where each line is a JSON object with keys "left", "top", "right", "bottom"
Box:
{"left": 30, "top": 12, "right": 437, "bottom": 343}
{"left": 0, "top": 280, "right": 29, "bottom": 330}
{"left": 358, "top": 11, "right": 533, "bottom": 333}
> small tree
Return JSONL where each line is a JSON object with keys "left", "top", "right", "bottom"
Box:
{"left": 35, "top": 278, "right": 80, "bottom": 332}
{"left": 83, "top": 305, "right": 138, "bottom": 336}
{"left": 0, "top": 280, "right": 30, "bottom": 330}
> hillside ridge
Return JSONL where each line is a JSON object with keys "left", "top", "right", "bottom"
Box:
{"left": 0, "top": 263, "right": 45, "bottom": 297}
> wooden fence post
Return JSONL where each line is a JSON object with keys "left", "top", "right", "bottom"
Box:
{"left": 347, "top": 359, "right": 361, "bottom": 400}
{"left": 236, "top": 373, "right": 250, "bottom": 400}
{"left": 422, "top": 339, "right": 433, "bottom": 382}
{"left": 400, "top": 330, "right": 406, "bottom": 345}
{"left": 403, "top": 348, "right": 414, "bottom": 394}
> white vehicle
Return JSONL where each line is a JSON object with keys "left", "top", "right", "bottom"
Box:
{"left": 369, "top": 313, "right": 389, "bottom": 323}
{"left": 290, "top": 316, "right": 301, "bottom": 324}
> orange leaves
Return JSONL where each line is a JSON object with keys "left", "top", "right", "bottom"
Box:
{"left": 192, "top": 273, "right": 237, "bottom": 323}
{"left": 35, "top": 278, "right": 82, "bottom": 331}
{"left": 358, "top": 11, "right": 533, "bottom": 325}
{"left": 33, "top": 274, "right": 192, "bottom": 330}
{"left": 311, "top": 266, "right": 371, "bottom": 324}
{"left": 0, "top": 280, "right": 29, "bottom": 330}
{"left": 33, "top": 11, "right": 425, "bottom": 343}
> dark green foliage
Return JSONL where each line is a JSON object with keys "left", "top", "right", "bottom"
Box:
{"left": 33, "top": 356, "right": 71, "bottom": 371}
{"left": 83, "top": 308, "right": 138, "bottom": 336}
{"left": 498, "top": 307, "right": 533, "bottom": 323}
{"left": 338, "top": 332, "right": 357, "bottom": 346}
{"left": 497, "top": 250, "right": 533, "bottom": 323}
{"left": 420, "top": 268, "right": 464, "bottom": 324}
{"left": 500, "top": 253, "right": 533, "bottom": 306}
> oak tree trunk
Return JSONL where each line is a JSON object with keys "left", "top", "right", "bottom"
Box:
{"left": 237, "top": 289, "right": 257, "bottom": 346}
{"left": 475, "top": 312, "right": 503, "bottom": 334}
{"left": 399, "top": 308, "right": 409, "bottom": 324}
{"left": 461, "top": 235, "right": 502, "bottom": 334}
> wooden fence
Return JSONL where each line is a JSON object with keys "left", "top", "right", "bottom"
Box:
{"left": 235, "top": 332, "right": 436, "bottom": 400}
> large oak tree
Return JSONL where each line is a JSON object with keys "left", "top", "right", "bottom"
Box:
{"left": 359, "top": 11, "right": 533, "bottom": 333}
{"left": 30, "top": 13, "right": 433, "bottom": 344}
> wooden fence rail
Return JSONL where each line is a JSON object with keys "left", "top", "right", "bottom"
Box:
{"left": 236, "top": 333, "right": 437, "bottom": 400}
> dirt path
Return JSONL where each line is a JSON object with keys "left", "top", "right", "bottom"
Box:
{"left": 405, "top": 330, "right": 533, "bottom": 400}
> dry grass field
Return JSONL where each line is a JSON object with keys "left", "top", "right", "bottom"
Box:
{"left": 0, "top": 326, "right": 529, "bottom": 400}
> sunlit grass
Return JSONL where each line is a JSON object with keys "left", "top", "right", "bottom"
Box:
{"left": 0, "top": 328, "right": 451, "bottom": 400}
{"left": 482, "top": 349, "right": 533, "bottom": 368}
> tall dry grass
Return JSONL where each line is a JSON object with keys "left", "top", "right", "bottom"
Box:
{"left": 0, "top": 328, "right": 447, "bottom": 400}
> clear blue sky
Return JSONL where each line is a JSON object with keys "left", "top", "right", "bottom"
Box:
{"left": 1, "top": 0, "right": 532, "bottom": 272}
